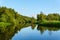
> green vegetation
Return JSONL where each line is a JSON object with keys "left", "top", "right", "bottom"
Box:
{"left": 0, "top": 7, "right": 60, "bottom": 40}
{"left": 37, "top": 12, "right": 60, "bottom": 26}
{"left": 0, "top": 7, "right": 37, "bottom": 33}
{"left": 0, "top": 22, "right": 11, "bottom": 27}
{"left": 0, "top": 6, "right": 60, "bottom": 29}
{"left": 37, "top": 25, "right": 60, "bottom": 34}
{"left": 0, "top": 23, "right": 32, "bottom": 40}
{"left": 0, "top": 7, "right": 36, "bottom": 27}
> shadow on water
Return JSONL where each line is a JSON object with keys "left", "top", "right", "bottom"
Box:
{"left": 0, "top": 23, "right": 32, "bottom": 40}
{"left": 37, "top": 24, "right": 60, "bottom": 35}
{"left": 31, "top": 24, "right": 36, "bottom": 30}
{"left": 0, "top": 23, "right": 60, "bottom": 40}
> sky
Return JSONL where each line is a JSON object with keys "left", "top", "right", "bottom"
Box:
{"left": 0, "top": 0, "right": 60, "bottom": 18}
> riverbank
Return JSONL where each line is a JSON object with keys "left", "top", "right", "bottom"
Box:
{"left": 38, "top": 21, "right": 60, "bottom": 27}
{"left": 0, "top": 22, "right": 11, "bottom": 26}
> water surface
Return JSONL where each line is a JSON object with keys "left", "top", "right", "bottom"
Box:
{"left": 11, "top": 25, "right": 60, "bottom": 40}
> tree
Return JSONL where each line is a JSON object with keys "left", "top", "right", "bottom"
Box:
{"left": 47, "top": 13, "right": 60, "bottom": 21}
{"left": 37, "top": 12, "right": 46, "bottom": 23}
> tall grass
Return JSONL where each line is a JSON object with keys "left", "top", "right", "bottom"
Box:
{"left": 0, "top": 22, "right": 11, "bottom": 27}
{"left": 0, "top": 22, "right": 11, "bottom": 29}
{"left": 0, "top": 22, "right": 11, "bottom": 32}
{"left": 39, "top": 20, "right": 60, "bottom": 27}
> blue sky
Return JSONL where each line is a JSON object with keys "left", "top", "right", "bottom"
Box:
{"left": 0, "top": 0, "right": 60, "bottom": 18}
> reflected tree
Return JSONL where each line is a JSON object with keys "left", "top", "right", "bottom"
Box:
{"left": 31, "top": 24, "right": 36, "bottom": 30}
{"left": 37, "top": 25, "right": 60, "bottom": 35}
{"left": 0, "top": 23, "right": 31, "bottom": 40}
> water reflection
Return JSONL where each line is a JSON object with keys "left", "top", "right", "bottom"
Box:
{"left": 0, "top": 24, "right": 60, "bottom": 40}
{"left": 31, "top": 24, "right": 36, "bottom": 30}
{"left": 37, "top": 25, "right": 60, "bottom": 31}
{"left": 12, "top": 24, "right": 60, "bottom": 40}
{"left": 37, "top": 25, "right": 60, "bottom": 35}
{"left": 0, "top": 23, "right": 31, "bottom": 40}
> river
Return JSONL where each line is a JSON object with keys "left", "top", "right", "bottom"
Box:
{"left": 11, "top": 25, "right": 60, "bottom": 40}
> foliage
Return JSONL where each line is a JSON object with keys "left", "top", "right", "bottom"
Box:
{"left": 0, "top": 7, "right": 36, "bottom": 27}
{"left": 37, "top": 12, "right": 60, "bottom": 24}
{"left": 37, "top": 12, "right": 46, "bottom": 23}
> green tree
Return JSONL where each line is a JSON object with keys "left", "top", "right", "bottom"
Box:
{"left": 37, "top": 12, "right": 46, "bottom": 23}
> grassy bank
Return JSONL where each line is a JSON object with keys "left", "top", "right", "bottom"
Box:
{"left": 39, "top": 21, "right": 60, "bottom": 27}
{"left": 0, "top": 22, "right": 11, "bottom": 32}
{"left": 0, "top": 22, "right": 11, "bottom": 27}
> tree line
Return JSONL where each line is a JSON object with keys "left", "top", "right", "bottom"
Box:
{"left": 37, "top": 12, "right": 60, "bottom": 23}
{"left": 0, "top": 7, "right": 36, "bottom": 26}
{"left": 0, "top": 7, "right": 60, "bottom": 26}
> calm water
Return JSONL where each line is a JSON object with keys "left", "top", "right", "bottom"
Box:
{"left": 11, "top": 25, "right": 60, "bottom": 40}
{"left": 0, "top": 24, "right": 60, "bottom": 40}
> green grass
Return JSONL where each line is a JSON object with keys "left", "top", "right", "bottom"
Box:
{"left": 39, "top": 20, "right": 60, "bottom": 27}
{"left": 0, "top": 22, "right": 11, "bottom": 27}
{"left": 0, "top": 22, "right": 11, "bottom": 32}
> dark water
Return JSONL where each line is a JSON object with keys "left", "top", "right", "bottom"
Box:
{"left": 0, "top": 24, "right": 60, "bottom": 40}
